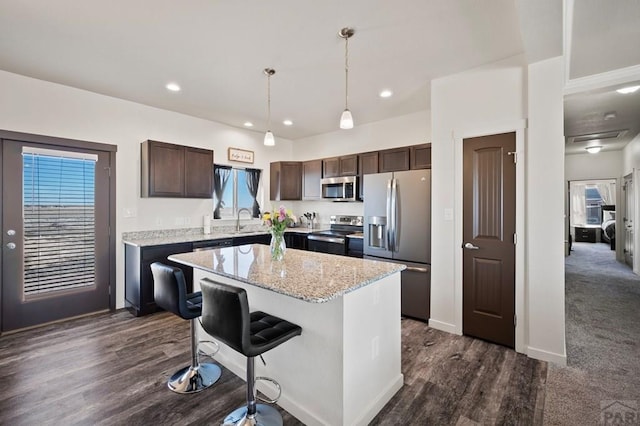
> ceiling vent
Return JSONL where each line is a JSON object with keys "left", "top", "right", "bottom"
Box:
{"left": 567, "top": 129, "right": 628, "bottom": 144}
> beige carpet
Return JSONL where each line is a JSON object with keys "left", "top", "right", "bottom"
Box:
{"left": 543, "top": 242, "right": 640, "bottom": 425}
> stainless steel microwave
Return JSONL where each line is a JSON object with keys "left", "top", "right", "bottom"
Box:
{"left": 320, "top": 176, "right": 358, "bottom": 201}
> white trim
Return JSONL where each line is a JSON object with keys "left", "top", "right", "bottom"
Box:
{"left": 428, "top": 318, "right": 459, "bottom": 335}
{"left": 564, "top": 64, "right": 640, "bottom": 95}
{"left": 527, "top": 346, "right": 567, "bottom": 366}
{"left": 453, "top": 118, "right": 527, "bottom": 353}
{"left": 22, "top": 146, "right": 98, "bottom": 162}
{"left": 563, "top": 0, "right": 575, "bottom": 84}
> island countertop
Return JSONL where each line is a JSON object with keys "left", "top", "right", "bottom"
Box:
{"left": 169, "top": 244, "right": 405, "bottom": 303}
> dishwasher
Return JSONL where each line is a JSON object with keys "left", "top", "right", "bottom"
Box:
{"left": 192, "top": 238, "right": 233, "bottom": 251}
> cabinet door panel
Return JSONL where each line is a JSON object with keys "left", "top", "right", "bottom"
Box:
{"left": 147, "top": 141, "right": 184, "bottom": 197}
{"left": 340, "top": 154, "right": 358, "bottom": 176}
{"left": 323, "top": 157, "right": 340, "bottom": 178}
{"left": 303, "top": 160, "right": 322, "bottom": 200}
{"left": 410, "top": 144, "right": 431, "bottom": 170}
{"left": 379, "top": 147, "right": 410, "bottom": 172}
{"left": 185, "top": 147, "right": 213, "bottom": 198}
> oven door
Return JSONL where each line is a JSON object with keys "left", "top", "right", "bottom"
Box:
{"left": 307, "top": 235, "right": 347, "bottom": 255}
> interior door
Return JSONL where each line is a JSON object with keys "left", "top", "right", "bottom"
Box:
{"left": 462, "top": 133, "right": 516, "bottom": 348}
{"left": 624, "top": 173, "right": 634, "bottom": 267}
{"left": 2, "top": 140, "right": 111, "bottom": 332}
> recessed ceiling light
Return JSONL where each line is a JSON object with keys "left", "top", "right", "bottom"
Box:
{"left": 586, "top": 146, "right": 603, "bottom": 154}
{"left": 283, "top": 120, "right": 293, "bottom": 126}
{"left": 243, "top": 121, "right": 254, "bottom": 127}
{"left": 165, "top": 82, "right": 181, "bottom": 92}
{"left": 379, "top": 90, "right": 393, "bottom": 98}
{"left": 604, "top": 112, "right": 616, "bottom": 120}
{"left": 616, "top": 85, "right": 640, "bottom": 94}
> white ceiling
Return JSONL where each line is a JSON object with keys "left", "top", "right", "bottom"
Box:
{"left": 0, "top": 0, "right": 527, "bottom": 140}
{"left": 0, "top": 1, "right": 637, "bottom": 147}
{"left": 564, "top": 0, "right": 640, "bottom": 155}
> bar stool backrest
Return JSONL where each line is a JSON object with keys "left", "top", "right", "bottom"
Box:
{"left": 151, "top": 262, "right": 199, "bottom": 320}
{"left": 200, "top": 278, "right": 251, "bottom": 355}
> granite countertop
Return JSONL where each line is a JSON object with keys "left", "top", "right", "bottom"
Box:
{"left": 122, "top": 227, "right": 318, "bottom": 247}
{"left": 169, "top": 245, "right": 405, "bottom": 303}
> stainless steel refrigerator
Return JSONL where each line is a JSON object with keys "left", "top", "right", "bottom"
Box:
{"left": 364, "top": 169, "right": 431, "bottom": 320}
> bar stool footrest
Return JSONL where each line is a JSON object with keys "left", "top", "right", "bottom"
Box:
{"left": 255, "top": 376, "right": 281, "bottom": 404}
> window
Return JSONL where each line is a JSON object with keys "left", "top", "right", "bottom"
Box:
{"left": 569, "top": 180, "right": 616, "bottom": 227}
{"left": 213, "top": 165, "right": 261, "bottom": 219}
{"left": 22, "top": 147, "right": 97, "bottom": 296}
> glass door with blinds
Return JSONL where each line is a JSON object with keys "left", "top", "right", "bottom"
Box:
{"left": 2, "top": 140, "right": 111, "bottom": 332}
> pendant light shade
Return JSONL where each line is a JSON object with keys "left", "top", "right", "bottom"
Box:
{"left": 340, "top": 109, "right": 354, "bottom": 129}
{"left": 338, "top": 27, "right": 355, "bottom": 130}
{"left": 264, "top": 130, "right": 275, "bottom": 146}
{"left": 263, "top": 68, "right": 276, "bottom": 146}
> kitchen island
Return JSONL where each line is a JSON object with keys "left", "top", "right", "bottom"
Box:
{"left": 169, "top": 245, "right": 404, "bottom": 426}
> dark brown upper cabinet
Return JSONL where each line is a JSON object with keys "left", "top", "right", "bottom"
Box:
{"left": 302, "top": 159, "right": 322, "bottom": 200}
{"left": 410, "top": 143, "right": 432, "bottom": 170}
{"left": 379, "top": 147, "right": 410, "bottom": 173}
{"left": 322, "top": 157, "right": 340, "bottom": 178}
{"left": 270, "top": 161, "right": 302, "bottom": 201}
{"left": 141, "top": 140, "right": 213, "bottom": 198}
{"left": 339, "top": 154, "right": 358, "bottom": 176}
{"left": 359, "top": 151, "right": 379, "bottom": 175}
{"left": 323, "top": 154, "right": 358, "bottom": 178}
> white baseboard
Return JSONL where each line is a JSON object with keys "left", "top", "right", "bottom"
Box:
{"left": 351, "top": 374, "right": 404, "bottom": 426}
{"left": 428, "top": 318, "right": 459, "bottom": 334}
{"left": 527, "top": 346, "right": 567, "bottom": 366}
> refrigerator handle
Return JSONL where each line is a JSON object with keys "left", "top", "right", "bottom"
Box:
{"left": 386, "top": 178, "right": 393, "bottom": 250}
{"left": 391, "top": 178, "right": 398, "bottom": 251}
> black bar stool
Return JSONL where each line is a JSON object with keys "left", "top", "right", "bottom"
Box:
{"left": 200, "top": 278, "right": 302, "bottom": 426}
{"left": 151, "top": 263, "right": 222, "bottom": 394}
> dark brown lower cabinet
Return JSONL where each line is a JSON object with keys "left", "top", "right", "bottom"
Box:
{"left": 125, "top": 235, "right": 274, "bottom": 317}
{"left": 125, "top": 242, "right": 193, "bottom": 317}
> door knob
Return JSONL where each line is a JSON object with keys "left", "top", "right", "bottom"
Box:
{"left": 6, "top": 242, "right": 16, "bottom": 250}
{"left": 463, "top": 242, "right": 480, "bottom": 250}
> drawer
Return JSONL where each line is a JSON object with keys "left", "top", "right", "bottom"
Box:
{"left": 574, "top": 227, "right": 596, "bottom": 243}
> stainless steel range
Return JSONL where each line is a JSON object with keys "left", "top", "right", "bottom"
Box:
{"left": 307, "top": 215, "right": 363, "bottom": 256}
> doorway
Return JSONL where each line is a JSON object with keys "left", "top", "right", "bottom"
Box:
{"left": 462, "top": 132, "right": 516, "bottom": 348}
{"left": 1, "top": 132, "right": 116, "bottom": 333}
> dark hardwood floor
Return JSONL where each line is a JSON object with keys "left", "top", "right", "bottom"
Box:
{"left": 0, "top": 311, "right": 546, "bottom": 425}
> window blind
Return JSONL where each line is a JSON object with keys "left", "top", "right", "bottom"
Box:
{"left": 22, "top": 148, "right": 97, "bottom": 297}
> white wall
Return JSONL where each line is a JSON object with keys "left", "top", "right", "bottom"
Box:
{"left": 430, "top": 54, "right": 566, "bottom": 364}
{"left": 623, "top": 133, "right": 640, "bottom": 175}
{"left": 526, "top": 57, "right": 566, "bottom": 363}
{"left": 430, "top": 54, "right": 526, "bottom": 331}
{"left": 0, "top": 70, "right": 295, "bottom": 309}
{"left": 293, "top": 111, "right": 430, "bottom": 161}
{"left": 565, "top": 151, "right": 623, "bottom": 181}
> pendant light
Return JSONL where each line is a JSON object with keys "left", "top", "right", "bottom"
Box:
{"left": 338, "top": 27, "right": 355, "bottom": 129}
{"left": 263, "top": 68, "right": 276, "bottom": 146}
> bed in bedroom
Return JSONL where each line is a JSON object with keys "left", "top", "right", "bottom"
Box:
{"left": 601, "top": 205, "right": 615, "bottom": 250}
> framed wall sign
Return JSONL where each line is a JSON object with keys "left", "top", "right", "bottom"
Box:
{"left": 228, "top": 147, "right": 254, "bottom": 164}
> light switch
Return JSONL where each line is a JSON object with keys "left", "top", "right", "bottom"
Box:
{"left": 122, "top": 208, "right": 137, "bottom": 218}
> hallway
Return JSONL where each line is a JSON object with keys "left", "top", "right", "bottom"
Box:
{"left": 544, "top": 242, "right": 640, "bottom": 425}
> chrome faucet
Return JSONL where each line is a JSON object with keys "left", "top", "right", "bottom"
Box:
{"left": 236, "top": 208, "right": 252, "bottom": 232}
